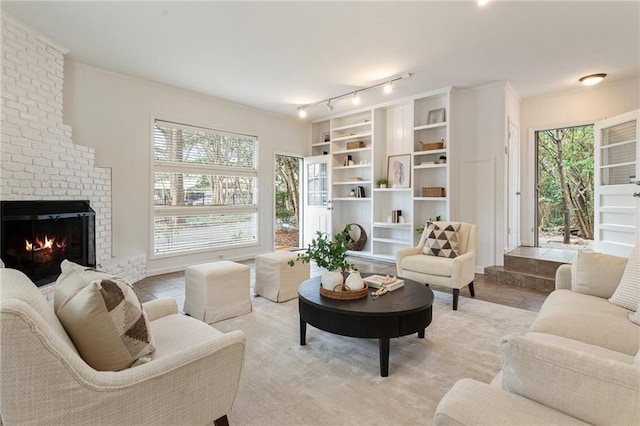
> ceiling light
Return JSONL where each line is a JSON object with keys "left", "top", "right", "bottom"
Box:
{"left": 579, "top": 73, "right": 607, "bottom": 86}
{"left": 352, "top": 92, "right": 360, "bottom": 105}
{"left": 295, "top": 72, "right": 412, "bottom": 117}
{"left": 478, "top": 0, "right": 489, "bottom": 5}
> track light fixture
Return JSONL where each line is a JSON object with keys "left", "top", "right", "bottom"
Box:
{"left": 296, "top": 72, "right": 412, "bottom": 118}
{"left": 352, "top": 92, "right": 360, "bottom": 105}
{"left": 579, "top": 73, "right": 607, "bottom": 86}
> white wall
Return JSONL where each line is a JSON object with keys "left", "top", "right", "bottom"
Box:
{"left": 63, "top": 61, "right": 309, "bottom": 276}
{"left": 0, "top": 14, "right": 147, "bottom": 284}
{"left": 519, "top": 78, "right": 640, "bottom": 246}
{"left": 451, "top": 82, "right": 510, "bottom": 270}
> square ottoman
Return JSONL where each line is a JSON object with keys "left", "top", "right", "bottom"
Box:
{"left": 183, "top": 261, "right": 252, "bottom": 323}
{"left": 255, "top": 251, "right": 310, "bottom": 302}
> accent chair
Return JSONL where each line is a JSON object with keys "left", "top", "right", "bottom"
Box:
{"left": 0, "top": 268, "right": 246, "bottom": 425}
{"left": 396, "top": 221, "right": 477, "bottom": 310}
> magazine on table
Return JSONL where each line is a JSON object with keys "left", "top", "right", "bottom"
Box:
{"left": 363, "top": 275, "right": 405, "bottom": 291}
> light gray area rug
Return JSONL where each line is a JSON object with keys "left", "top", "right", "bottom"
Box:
{"left": 214, "top": 291, "right": 537, "bottom": 425}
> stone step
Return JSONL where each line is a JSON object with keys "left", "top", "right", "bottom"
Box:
{"left": 484, "top": 265, "right": 556, "bottom": 293}
{"left": 503, "top": 254, "right": 566, "bottom": 278}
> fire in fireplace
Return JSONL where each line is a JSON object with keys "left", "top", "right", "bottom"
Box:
{"left": 1, "top": 200, "right": 96, "bottom": 286}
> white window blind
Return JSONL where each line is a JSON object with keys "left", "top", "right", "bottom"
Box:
{"left": 153, "top": 120, "right": 258, "bottom": 255}
{"left": 600, "top": 120, "right": 637, "bottom": 186}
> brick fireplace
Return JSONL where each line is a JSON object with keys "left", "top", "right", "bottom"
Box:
{"left": 0, "top": 14, "right": 146, "bottom": 289}
{"left": 1, "top": 200, "right": 96, "bottom": 286}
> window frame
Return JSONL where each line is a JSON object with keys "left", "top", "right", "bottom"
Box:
{"left": 149, "top": 117, "right": 260, "bottom": 259}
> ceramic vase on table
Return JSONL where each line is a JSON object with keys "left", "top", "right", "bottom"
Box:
{"left": 345, "top": 271, "right": 365, "bottom": 291}
{"left": 321, "top": 270, "right": 344, "bottom": 291}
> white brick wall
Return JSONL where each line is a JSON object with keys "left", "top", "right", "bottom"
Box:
{"left": 0, "top": 15, "right": 147, "bottom": 284}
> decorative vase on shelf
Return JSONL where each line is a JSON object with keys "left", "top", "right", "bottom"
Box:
{"left": 345, "top": 271, "right": 365, "bottom": 291}
{"left": 380, "top": 184, "right": 387, "bottom": 189}
{"left": 321, "top": 270, "right": 344, "bottom": 291}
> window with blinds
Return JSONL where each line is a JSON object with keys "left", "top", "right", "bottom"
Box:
{"left": 153, "top": 120, "right": 258, "bottom": 255}
{"left": 600, "top": 119, "right": 637, "bottom": 186}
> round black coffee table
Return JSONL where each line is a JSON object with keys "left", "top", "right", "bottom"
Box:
{"left": 298, "top": 274, "right": 434, "bottom": 377}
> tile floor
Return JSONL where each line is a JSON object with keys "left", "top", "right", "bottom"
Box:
{"left": 134, "top": 255, "right": 551, "bottom": 313}
{"left": 506, "top": 246, "right": 579, "bottom": 264}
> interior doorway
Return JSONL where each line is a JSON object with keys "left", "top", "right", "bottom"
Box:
{"left": 535, "top": 124, "right": 595, "bottom": 250}
{"left": 274, "top": 153, "right": 302, "bottom": 250}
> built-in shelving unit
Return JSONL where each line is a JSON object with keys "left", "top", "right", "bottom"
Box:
{"left": 412, "top": 90, "right": 450, "bottom": 246}
{"left": 308, "top": 87, "right": 452, "bottom": 261}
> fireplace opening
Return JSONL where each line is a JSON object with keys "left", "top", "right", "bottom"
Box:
{"left": 1, "top": 201, "right": 96, "bottom": 286}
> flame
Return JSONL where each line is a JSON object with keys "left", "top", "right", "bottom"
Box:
{"left": 25, "top": 235, "right": 64, "bottom": 252}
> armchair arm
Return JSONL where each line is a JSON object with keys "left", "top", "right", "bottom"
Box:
{"left": 142, "top": 297, "right": 178, "bottom": 321}
{"left": 555, "top": 264, "right": 572, "bottom": 290}
{"left": 501, "top": 333, "right": 640, "bottom": 425}
{"left": 451, "top": 250, "right": 476, "bottom": 289}
{"left": 57, "top": 329, "right": 246, "bottom": 425}
{"left": 434, "top": 379, "right": 589, "bottom": 426}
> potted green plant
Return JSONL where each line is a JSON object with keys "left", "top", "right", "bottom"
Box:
{"left": 289, "top": 227, "right": 355, "bottom": 289}
{"left": 376, "top": 177, "right": 388, "bottom": 188}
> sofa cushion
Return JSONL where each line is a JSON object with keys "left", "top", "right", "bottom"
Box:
{"left": 401, "top": 253, "right": 453, "bottom": 277}
{"left": 55, "top": 261, "right": 155, "bottom": 371}
{"left": 609, "top": 243, "right": 640, "bottom": 311}
{"left": 529, "top": 289, "right": 640, "bottom": 355}
{"left": 421, "top": 222, "right": 460, "bottom": 258}
{"left": 571, "top": 250, "right": 627, "bottom": 298}
{"left": 501, "top": 333, "right": 640, "bottom": 426}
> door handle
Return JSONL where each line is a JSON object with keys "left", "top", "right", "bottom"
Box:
{"left": 634, "top": 192, "right": 640, "bottom": 198}
{"left": 516, "top": 192, "right": 521, "bottom": 195}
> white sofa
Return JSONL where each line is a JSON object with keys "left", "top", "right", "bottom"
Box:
{"left": 0, "top": 268, "right": 247, "bottom": 425}
{"left": 434, "top": 251, "right": 640, "bottom": 425}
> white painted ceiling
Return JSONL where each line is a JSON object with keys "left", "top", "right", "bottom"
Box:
{"left": 2, "top": 1, "right": 639, "bottom": 120}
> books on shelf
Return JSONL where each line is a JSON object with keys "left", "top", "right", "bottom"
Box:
{"left": 363, "top": 275, "right": 405, "bottom": 291}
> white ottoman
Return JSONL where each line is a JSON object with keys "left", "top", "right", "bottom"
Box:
{"left": 255, "top": 251, "right": 310, "bottom": 302}
{"left": 183, "top": 261, "right": 252, "bottom": 324}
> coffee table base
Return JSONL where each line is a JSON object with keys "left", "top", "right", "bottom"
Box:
{"left": 299, "top": 318, "right": 427, "bottom": 377}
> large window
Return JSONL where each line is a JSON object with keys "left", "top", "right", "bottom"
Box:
{"left": 153, "top": 120, "right": 258, "bottom": 255}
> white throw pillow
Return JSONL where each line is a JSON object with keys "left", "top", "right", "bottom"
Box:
{"left": 609, "top": 243, "right": 640, "bottom": 312}
{"left": 55, "top": 260, "right": 155, "bottom": 371}
{"left": 571, "top": 251, "right": 627, "bottom": 298}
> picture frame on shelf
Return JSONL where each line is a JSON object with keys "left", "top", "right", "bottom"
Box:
{"left": 387, "top": 154, "right": 411, "bottom": 188}
{"left": 427, "top": 108, "right": 446, "bottom": 124}
{"left": 322, "top": 131, "right": 330, "bottom": 143}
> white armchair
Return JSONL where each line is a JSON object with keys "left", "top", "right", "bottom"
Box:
{"left": 0, "top": 268, "right": 246, "bottom": 425}
{"left": 396, "top": 221, "right": 477, "bottom": 310}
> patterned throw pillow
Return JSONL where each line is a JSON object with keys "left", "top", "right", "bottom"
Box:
{"left": 609, "top": 243, "right": 640, "bottom": 312}
{"left": 421, "top": 221, "right": 461, "bottom": 258}
{"left": 55, "top": 260, "right": 155, "bottom": 371}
